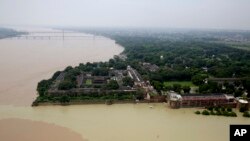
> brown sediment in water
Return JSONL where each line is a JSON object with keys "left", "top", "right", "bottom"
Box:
{"left": 0, "top": 118, "right": 87, "bottom": 141}
{"left": 0, "top": 28, "right": 123, "bottom": 141}
{"left": 0, "top": 29, "right": 123, "bottom": 106}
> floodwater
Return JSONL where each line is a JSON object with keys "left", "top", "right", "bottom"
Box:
{"left": 0, "top": 28, "right": 123, "bottom": 105}
{"left": 0, "top": 27, "right": 249, "bottom": 141}
{"left": 0, "top": 118, "right": 86, "bottom": 141}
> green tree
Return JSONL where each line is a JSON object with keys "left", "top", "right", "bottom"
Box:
{"left": 243, "top": 111, "right": 250, "bottom": 117}
{"left": 58, "top": 80, "right": 75, "bottom": 90}
{"left": 152, "top": 81, "right": 163, "bottom": 93}
{"left": 208, "top": 81, "right": 221, "bottom": 93}
{"left": 107, "top": 80, "right": 119, "bottom": 90}
{"left": 242, "top": 79, "right": 250, "bottom": 97}
{"left": 182, "top": 85, "right": 191, "bottom": 93}
{"left": 199, "top": 84, "right": 210, "bottom": 93}
{"left": 122, "top": 77, "right": 134, "bottom": 87}
{"left": 51, "top": 71, "right": 62, "bottom": 80}
{"left": 195, "top": 111, "right": 201, "bottom": 114}
{"left": 163, "top": 85, "right": 173, "bottom": 91}
{"left": 234, "top": 89, "right": 243, "bottom": 97}
{"left": 191, "top": 74, "right": 207, "bottom": 86}
{"left": 64, "top": 66, "right": 73, "bottom": 72}
{"left": 202, "top": 110, "right": 210, "bottom": 115}
{"left": 37, "top": 79, "right": 52, "bottom": 96}
{"left": 173, "top": 84, "right": 181, "bottom": 93}
{"left": 60, "top": 95, "right": 70, "bottom": 103}
{"left": 114, "top": 62, "right": 127, "bottom": 70}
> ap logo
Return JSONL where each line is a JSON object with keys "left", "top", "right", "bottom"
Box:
{"left": 234, "top": 129, "right": 247, "bottom": 136}
{"left": 230, "top": 125, "right": 250, "bottom": 141}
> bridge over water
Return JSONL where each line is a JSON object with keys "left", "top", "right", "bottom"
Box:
{"left": 1, "top": 31, "right": 98, "bottom": 40}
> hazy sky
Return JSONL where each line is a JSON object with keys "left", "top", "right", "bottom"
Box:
{"left": 0, "top": 0, "right": 250, "bottom": 30}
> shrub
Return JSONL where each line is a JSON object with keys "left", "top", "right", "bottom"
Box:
{"left": 216, "top": 111, "right": 222, "bottom": 116}
{"left": 229, "top": 112, "right": 237, "bottom": 117}
{"left": 222, "top": 111, "right": 229, "bottom": 116}
{"left": 243, "top": 111, "right": 250, "bottom": 118}
{"left": 226, "top": 107, "right": 232, "bottom": 112}
{"left": 207, "top": 106, "right": 214, "bottom": 111}
{"left": 210, "top": 111, "right": 216, "bottom": 115}
{"left": 202, "top": 110, "right": 210, "bottom": 115}
{"left": 240, "top": 107, "right": 248, "bottom": 113}
{"left": 221, "top": 107, "right": 225, "bottom": 112}
{"left": 195, "top": 111, "right": 201, "bottom": 115}
{"left": 214, "top": 107, "right": 220, "bottom": 112}
{"left": 59, "top": 95, "right": 70, "bottom": 103}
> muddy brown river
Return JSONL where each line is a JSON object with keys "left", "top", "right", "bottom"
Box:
{"left": 0, "top": 27, "right": 249, "bottom": 141}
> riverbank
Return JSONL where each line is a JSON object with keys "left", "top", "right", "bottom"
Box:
{"left": 33, "top": 99, "right": 137, "bottom": 106}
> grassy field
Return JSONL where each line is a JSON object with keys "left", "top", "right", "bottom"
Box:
{"left": 85, "top": 79, "right": 92, "bottom": 85}
{"left": 163, "top": 81, "right": 195, "bottom": 87}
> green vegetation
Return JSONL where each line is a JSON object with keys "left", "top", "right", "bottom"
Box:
{"left": 227, "top": 107, "right": 232, "bottom": 112}
{"left": 197, "top": 106, "right": 237, "bottom": 117}
{"left": 85, "top": 79, "right": 92, "bottom": 85}
{"left": 202, "top": 110, "right": 210, "bottom": 115}
{"left": 195, "top": 111, "right": 201, "bottom": 115}
{"left": 37, "top": 71, "right": 62, "bottom": 96}
{"left": 106, "top": 80, "right": 119, "bottom": 90}
{"left": 35, "top": 28, "right": 250, "bottom": 106}
{"left": 243, "top": 111, "right": 250, "bottom": 118}
{"left": 191, "top": 75, "right": 207, "bottom": 86}
{"left": 122, "top": 77, "right": 134, "bottom": 87}
{"left": 239, "top": 107, "right": 248, "bottom": 113}
{"left": 77, "top": 28, "right": 250, "bottom": 97}
{"left": 60, "top": 95, "right": 70, "bottom": 103}
{"left": 58, "top": 80, "right": 75, "bottom": 90}
{"left": 34, "top": 59, "right": 144, "bottom": 106}
{"left": 162, "top": 83, "right": 191, "bottom": 94}
{"left": 163, "top": 81, "right": 195, "bottom": 87}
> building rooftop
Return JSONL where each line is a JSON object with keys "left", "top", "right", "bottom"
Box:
{"left": 238, "top": 99, "right": 248, "bottom": 104}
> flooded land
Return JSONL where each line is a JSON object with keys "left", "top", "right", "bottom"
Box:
{"left": 0, "top": 28, "right": 249, "bottom": 141}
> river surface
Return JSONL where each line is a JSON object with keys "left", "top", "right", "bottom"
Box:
{"left": 0, "top": 27, "right": 249, "bottom": 141}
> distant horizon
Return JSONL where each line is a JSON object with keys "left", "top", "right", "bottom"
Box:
{"left": 1, "top": 24, "right": 250, "bottom": 32}
{"left": 1, "top": 0, "right": 250, "bottom": 31}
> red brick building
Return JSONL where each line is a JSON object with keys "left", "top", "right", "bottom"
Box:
{"left": 167, "top": 92, "right": 236, "bottom": 108}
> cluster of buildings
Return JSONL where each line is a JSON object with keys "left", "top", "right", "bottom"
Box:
{"left": 167, "top": 91, "right": 249, "bottom": 110}
{"left": 47, "top": 65, "right": 157, "bottom": 99}
{"left": 47, "top": 58, "right": 249, "bottom": 109}
{"left": 142, "top": 62, "right": 159, "bottom": 72}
